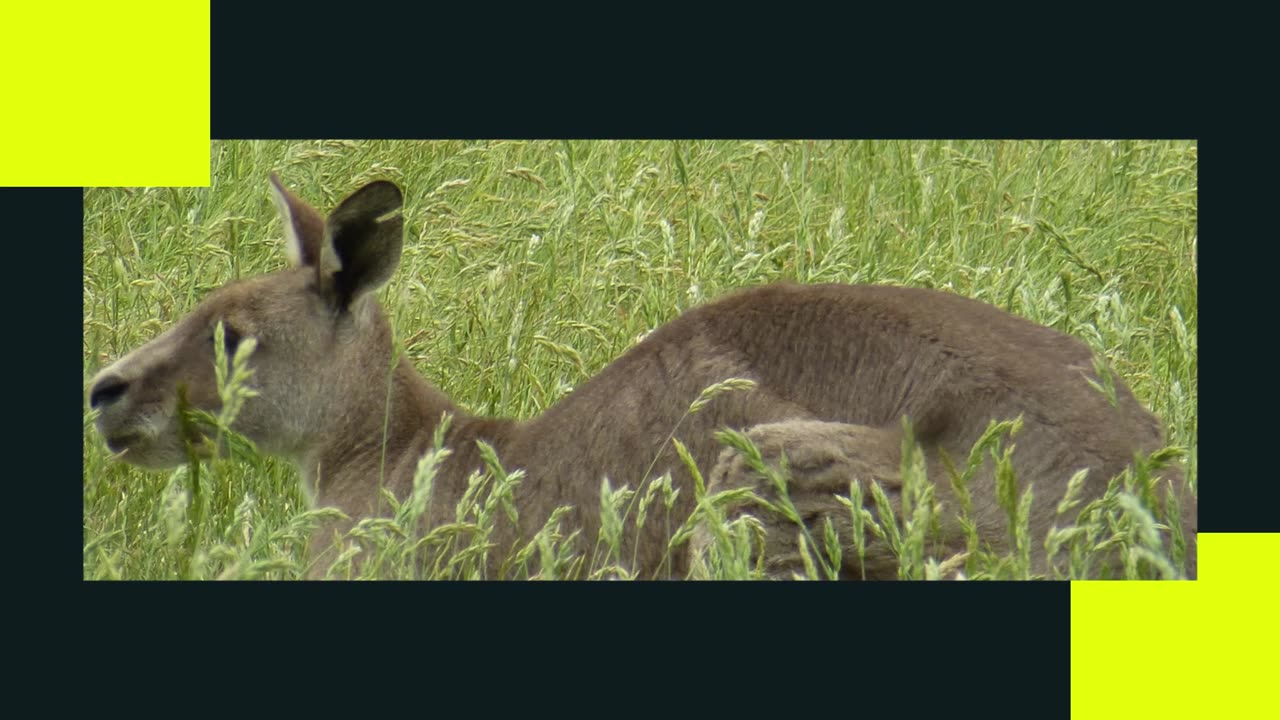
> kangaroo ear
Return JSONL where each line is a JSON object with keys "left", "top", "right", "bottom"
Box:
{"left": 319, "top": 180, "right": 404, "bottom": 310}
{"left": 268, "top": 174, "right": 325, "bottom": 268}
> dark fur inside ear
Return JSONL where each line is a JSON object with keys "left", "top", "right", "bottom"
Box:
{"left": 321, "top": 181, "right": 405, "bottom": 309}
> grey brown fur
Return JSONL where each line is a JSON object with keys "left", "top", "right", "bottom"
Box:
{"left": 89, "top": 177, "right": 1197, "bottom": 580}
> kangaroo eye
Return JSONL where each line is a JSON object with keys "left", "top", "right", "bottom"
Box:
{"left": 224, "top": 325, "right": 242, "bottom": 354}
{"left": 209, "top": 323, "right": 243, "bottom": 355}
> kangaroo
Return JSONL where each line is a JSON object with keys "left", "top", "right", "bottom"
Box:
{"left": 88, "top": 176, "right": 1197, "bottom": 580}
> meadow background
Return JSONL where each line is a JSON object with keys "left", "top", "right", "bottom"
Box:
{"left": 82, "top": 139, "right": 1198, "bottom": 580}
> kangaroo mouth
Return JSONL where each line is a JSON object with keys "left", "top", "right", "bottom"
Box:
{"left": 98, "top": 425, "right": 207, "bottom": 470}
{"left": 103, "top": 432, "right": 145, "bottom": 454}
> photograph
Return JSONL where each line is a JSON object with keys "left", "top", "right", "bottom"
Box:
{"left": 82, "top": 139, "right": 1198, "bottom": 581}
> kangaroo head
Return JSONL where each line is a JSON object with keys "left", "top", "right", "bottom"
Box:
{"left": 88, "top": 176, "right": 405, "bottom": 470}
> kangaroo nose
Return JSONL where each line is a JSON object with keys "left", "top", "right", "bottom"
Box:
{"left": 90, "top": 375, "right": 129, "bottom": 409}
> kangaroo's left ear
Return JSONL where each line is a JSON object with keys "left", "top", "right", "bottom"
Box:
{"left": 268, "top": 174, "right": 326, "bottom": 268}
{"left": 318, "top": 181, "right": 405, "bottom": 311}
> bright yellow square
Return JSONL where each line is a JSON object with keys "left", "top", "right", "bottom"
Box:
{"left": 1072, "top": 533, "right": 1280, "bottom": 718}
{"left": 0, "top": 3, "right": 209, "bottom": 187}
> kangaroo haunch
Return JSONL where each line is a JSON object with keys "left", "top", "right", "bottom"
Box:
{"left": 89, "top": 176, "right": 1197, "bottom": 580}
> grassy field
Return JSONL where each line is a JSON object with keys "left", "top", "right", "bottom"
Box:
{"left": 82, "top": 139, "right": 1198, "bottom": 580}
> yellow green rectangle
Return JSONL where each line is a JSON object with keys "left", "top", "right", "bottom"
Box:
{"left": 0, "top": 2, "right": 209, "bottom": 187}
{"left": 1072, "top": 533, "right": 1279, "bottom": 717}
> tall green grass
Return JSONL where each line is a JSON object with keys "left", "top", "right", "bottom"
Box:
{"left": 82, "top": 140, "right": 1197, "bottom": 580}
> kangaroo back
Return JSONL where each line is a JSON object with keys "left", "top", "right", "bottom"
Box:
{"left": 498, "top": 282, "right": 1192, "bottom": 578}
